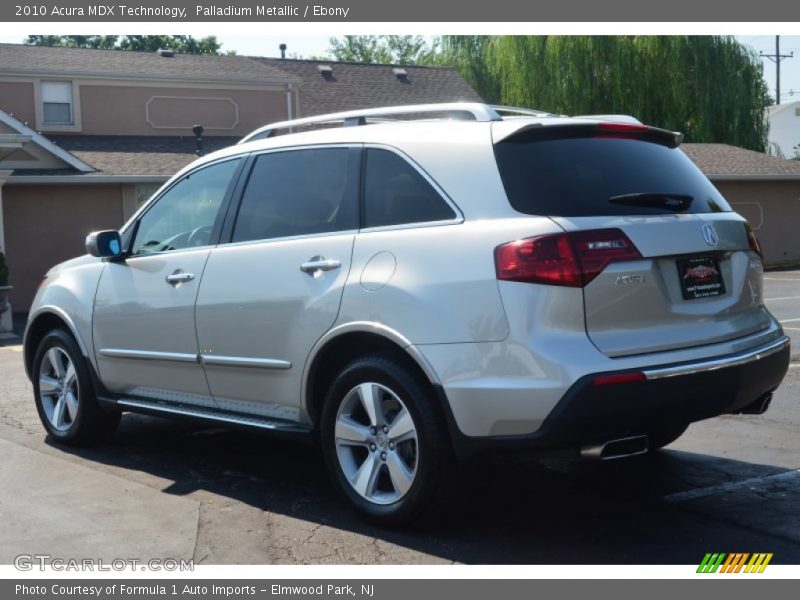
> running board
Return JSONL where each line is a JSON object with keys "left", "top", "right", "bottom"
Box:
{"left": 110, "top": 397, "right": 313, "bottom": 437}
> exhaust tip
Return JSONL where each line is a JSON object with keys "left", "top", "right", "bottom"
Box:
{"left": 581, "top": 435, "right": 649, "bottom": 460}
{"left": 737, "top": 393, "right": 773, "bottom": 415}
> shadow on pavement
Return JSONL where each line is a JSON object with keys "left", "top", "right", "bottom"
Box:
{"left": 47, "top": 412, "right": 800, "bottom": 564}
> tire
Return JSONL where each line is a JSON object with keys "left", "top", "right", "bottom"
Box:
{"left": 32, "top": 329, "right": 120, "bottom": 446}
{"left": 648, "top": 423, "right": 689, "bottom": 451}
{"left": 320, "top": 355, "right": 452, "bottom": 526}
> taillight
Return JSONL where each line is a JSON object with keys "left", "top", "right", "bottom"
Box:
{"left": 744, "top": 222, "right": 762, "bottom": 258}
{"left": 569, "top": 229, "right": 642, "bottom": 284}
{"left": 494, "top": 228, "right": 642, "bottom": 287}
{"left": 494, "top": 233, "right": 581, "bottom": 287}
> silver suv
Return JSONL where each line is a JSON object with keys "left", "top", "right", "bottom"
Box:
{"left": 24, "top": 103, "right": 791, "bottom": 524}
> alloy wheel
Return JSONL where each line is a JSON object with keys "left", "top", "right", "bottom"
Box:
{"left": 38, "top": 347, "right": 79, "bottom": 432}
{"left": 334, "top": 382, "right": 419, "bottom": 505}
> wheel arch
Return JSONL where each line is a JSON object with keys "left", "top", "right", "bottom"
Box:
{"left": 301, "top": 322, "right": 442, "bottom": 428}
{"left": 24, "top": 307, "right": 90, "bottom": 380}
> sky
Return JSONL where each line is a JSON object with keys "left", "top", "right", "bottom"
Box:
{"left": 0, "top": 33, "right": 798, "bottom": 105}
{"left": 738, "top": 35, "right": 800, "bottom": 104}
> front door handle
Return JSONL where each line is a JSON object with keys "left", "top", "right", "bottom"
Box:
{"left": 300, "top": 257, "right": 341, "bottom": 275}
{"left": 166, "top": 270, "right": 196, "bottom": 285}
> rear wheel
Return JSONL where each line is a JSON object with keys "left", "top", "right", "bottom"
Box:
{"left": 33, "top": 329, "right": 120, "bottom": 445}
{"left": 320, "top": 355, "right": 451, "bottom": 525}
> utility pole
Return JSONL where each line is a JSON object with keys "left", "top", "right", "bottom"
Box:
{"left": 760, "top": 35, "right": 794, "bottom": 105}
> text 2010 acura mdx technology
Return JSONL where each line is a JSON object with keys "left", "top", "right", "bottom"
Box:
{"left": 24, "top": 103, "right": 790, "bottom": 524}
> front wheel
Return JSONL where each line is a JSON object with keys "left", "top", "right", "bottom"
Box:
{"left": 320, "top": 355, "right": 451, "bottom": 525}
{"left": 32, "top": 329, "right": 120, "bottom": 445}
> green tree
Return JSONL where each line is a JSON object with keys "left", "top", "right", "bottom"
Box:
{"left": 438, "top": 35, "right": 770, "bottom": 152}
{"left": 24, "top": 35, "right": 225, "bottom": 55}
{"left": 328, "top": 35, "right": 437, "bottom": 65}
{"left": 438, "top": 36, "right": 498, "bottom": 101}
{"left": 24, "top": 35, "right": 118, "bottom": 49}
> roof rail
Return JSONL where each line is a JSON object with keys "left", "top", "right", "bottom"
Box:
{"left": 239, "top": 102, "right": 511, "bottom": 144}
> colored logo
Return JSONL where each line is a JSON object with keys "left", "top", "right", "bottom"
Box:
{"left": 684, "top": 265, "right": 719, "bottom": 282}
{"left": 697, "top": 552, "right": 773, "bottom": 573}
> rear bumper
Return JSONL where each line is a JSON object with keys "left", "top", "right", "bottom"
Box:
{"left": 446, "top": 336, "right": 791, "bottom": 458}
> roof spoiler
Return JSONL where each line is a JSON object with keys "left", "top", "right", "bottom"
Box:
{"left": 495, "top": 121, "right": 684, "bottom": 148}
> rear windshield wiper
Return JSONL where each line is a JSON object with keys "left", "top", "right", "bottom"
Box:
{"left": 609, "top": 192, "right": 693, "bottom": 211}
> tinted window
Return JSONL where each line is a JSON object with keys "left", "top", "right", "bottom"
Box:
{"left": 364, "top": 149, "right": 456, "bottom": 228}
{"left": 232, "top": 148, "right": 359, "bottom": 243}
{"left": 494, "top": 134, "right": 731, "bottom": 217}
{"left": 131, "top": 158, "right": 241, "bottom": 255}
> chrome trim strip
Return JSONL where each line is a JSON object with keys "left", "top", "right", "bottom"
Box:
{"left": 201, "top": 355, "right": 292, "bottom": 370}
{"left": 643, "top": 337, "right": 790, "bottom": 380}
{"left": 99, "top": 349, "right": 199, "bottom": 363}
{"left": 116, "top": 399, "right": 307, "bottom": 431}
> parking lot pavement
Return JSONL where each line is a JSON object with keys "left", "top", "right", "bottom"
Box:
{"left": 0, "top": 272, "right": 798, "bottom": 565}
{"left": 764, "top": 269, "right": 800, "bottom": 358}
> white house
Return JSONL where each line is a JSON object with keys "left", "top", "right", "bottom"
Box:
{"left": 767, "top": 101, "right": 800, "bottom": 158}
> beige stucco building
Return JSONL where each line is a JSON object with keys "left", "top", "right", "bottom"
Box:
{"left": 681, "top": 143, "right": 800, "bottom": 268}
{"left": 0, "top": 43, "right": 482, "bottom": 315}
{"left": 1, "top": 43, "right": 799, "bottom": 321}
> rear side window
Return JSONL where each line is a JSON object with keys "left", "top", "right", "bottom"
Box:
{"left": 494, "top": 132, "right": 731, "bottom": 217}
{"left": 364, "top": 148, "right": 456, "bottom": 228}
{"left": 232, "top": 147, "right": 359, "bottom": 243}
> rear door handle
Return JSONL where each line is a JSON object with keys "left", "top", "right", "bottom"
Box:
{"left": 299, "top": 257, "right": 341, "bottom": 275}
{"left": 166, "top": 270, "right": 196, "bottom": 285}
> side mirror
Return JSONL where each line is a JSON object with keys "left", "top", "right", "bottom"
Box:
{"left": 86, "top": 230, "right": 123, "bottom": 258}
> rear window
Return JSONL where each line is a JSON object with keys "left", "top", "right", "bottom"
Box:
{"left": 494, "top": 131, "right": 731, "bottom": 217}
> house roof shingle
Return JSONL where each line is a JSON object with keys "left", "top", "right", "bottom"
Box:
{"left": 251, "top": 57, "right": 483, "bottom": 116}
{"left": 681, "top": 143, "right": 800, "bottom": 178}
{"left": 39, "top": 139, "right": 800, "bottom": 181}
{"left": 0, "top": 43, "right": 294, "bottom": 82}
{"left": 47, "top": 135, "right": 238, "bottom": 176}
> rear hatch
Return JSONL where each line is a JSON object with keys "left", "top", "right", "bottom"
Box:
{"left": 492, "top": 120, "right": 771, "bottom": 357}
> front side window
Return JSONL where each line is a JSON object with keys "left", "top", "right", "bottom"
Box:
{"left": 363, "top": 148, "right": 456, "bottom": 228}
{"left": 232, "top": 147, "right": 359, "bottom": 243}
{"left": 41, "top": 81, "right": 73, "bottom": 125}
{"left": 131, "top": 159, "right": 241, "bottom": 255}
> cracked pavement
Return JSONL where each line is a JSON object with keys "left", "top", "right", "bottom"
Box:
{"left": 0, "top": 275, "right": 799, "bottom": 565}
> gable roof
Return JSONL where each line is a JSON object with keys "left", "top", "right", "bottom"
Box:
{"left": 44, "top": 135, "right": 238, "bottom": 177}
{"left": 0, "top": 43, "right": 296, "bottom": 84}
{"left": 0, "top": 108, "right": 94, "bottom": 172}
{"left": 251, "top": 57, "right": 483, "bottom": 117}
{"left": 682, "top": 143, "right": 800, "bottom": 179}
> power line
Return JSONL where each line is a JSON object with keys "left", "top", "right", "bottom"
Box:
{"left": 760, "top": 35, "right": 794, "bottom": 105}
